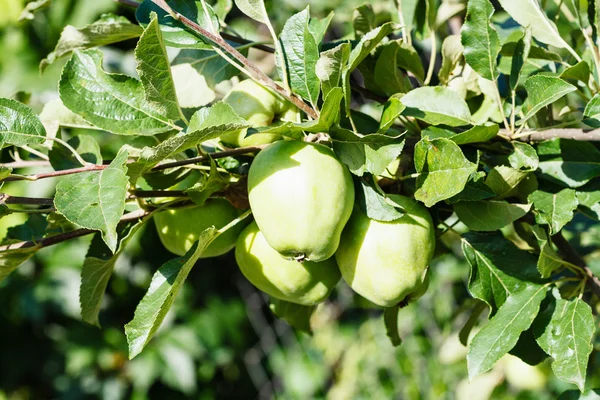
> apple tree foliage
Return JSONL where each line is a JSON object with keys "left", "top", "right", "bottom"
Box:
{"left": 1, "top": 0, "right": 600, "bottom": 394}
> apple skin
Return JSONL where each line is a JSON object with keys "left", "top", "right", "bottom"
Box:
{"left": 335, "top": 194, "right": 435, "bottom": 307}
{"left": 235, "top": 222, "right": 340, "bottom": 305}
{"left": 247, "top": 140, "right": 355, "bottom": 262}
{"left": 154, "top": 198, "right": 246, "bottom": 258}
{"left": 221, "top": 80, "right": 299, "bottom": 147}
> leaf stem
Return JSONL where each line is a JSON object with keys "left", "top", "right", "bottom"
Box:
{"left": 47, "top": 136, "right": 92, "bottom": 166}
{"left": 423, "top": 32, "right": 437, "bottom": 86}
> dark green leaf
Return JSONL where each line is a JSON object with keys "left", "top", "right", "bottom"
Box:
{"left": 414, "top": 138, "right": 477, "bottom": 206}
{"left": 521, "top": 76, "right": 577, "bottom": 124}
{"left": 0, "top": 98, "right": 46, "bottom": 147}
{"left": 561, "top": 61, "right": 591, "bottom": 84}
{"left": 54, "top": 149, "right": 129, "bottom": 252}
{"left": 467, "top": 284, "right": 547, "bottom": 379}
{"left": 461, "top": 232, "right": 543, "bottom": 311}
{"left": 41, "top": 14, "right": 143, "bottom": 71}
{"left": 535, "top": 298, "right": 595, "bottom": 391}
{"left": 353, "top": 4, "right": 376, "bottom": 37}
{"left": 135, "top": 14, "right": 183, "bottom": 122}
{"left": 509, "top": 28, "right": 531, "bottom": 90}
{"left": 528, "top": 189, "right": 578, "bottom": 234}
{"left": 278, "top": 8, "right": 320, "bottom": 106}
{"left": 461, "top": 0, "right": 500, "bottom": 81}
{"left": 378, "top": 97, "right": 406, "bottom": 133}
{"left": 509, "top": 141, "right": 539, "bottom": 171}
{"left": 125, "top": 227, "right": 219, "bottom": 359}
{"left": 49, "top": 135, "right": 102, "bottom": 171}
{"left": 537, "top": 139, "right": 600, "bottom": 188}
{"left": 484, "top": 166, "right": 529, "bottom": 198}
{"left": 374, "top": 40, "right": 413, "bottom": 96}
{"left": 0, "top": 245, "right": 40, "bottom": 283}
{"left": 448, "top": 171, "right": 496, "bottom": 203}
{"left": 583, "top": 93, "right": 600, "bottom": 128}
{"left": 401, "top": 86, "right": 473, "bottom": 126}
{"left": 454, "top": 200, "right": 530, "bottom": 231}
{"left": 354, "top": 176, "right": 405, "bottom": 222}
{"left": 59, "top": 49, "right": 177, "bottom": 135}
{"left": 531, "top": 225, "right": 563, "bottom": 278}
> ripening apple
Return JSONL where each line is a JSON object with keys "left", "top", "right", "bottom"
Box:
{"left": 335, "top": 194, "right": 435, "bottom": 307}
{"left": 235, "top": 222, "right": 340, "bottom": 305}
{"left": 154, "top": 198, "right": 246, "bottom": 258}
{"left": 221, "top": 79, "right": 299, "bottom": 147}
{"left": 247, "top": 140, "right": 355, "bottom": 262}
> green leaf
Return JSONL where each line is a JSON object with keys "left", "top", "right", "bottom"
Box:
{"left": 234, "top": 0, "right": 270, "bottom": 24}
{"left": 59, "top": 49, "right": 176, "bottom": 135}
{"left": 497, "top": 0, "right": 578, "bottom": 53}
{"left": 537, "top": 139, "right": 600, "bottom": 188}
{"left": 509, "top": 142, "right": 539, "bottom": 171}
{"left": 0, "top": 245, "right": 40, "bottom": 283}
{"left": 384, "top": 305, "right": 403, "bottom": 347}
{"left": 414, "top": 138, "right": 477, "bottom": 207}
{"left": 454, "top": 200, "right": 530, "bottom": 231}
{"left": 331, "top": 128, "right": 405, "bottom": 176}
{"left": 583, "top": 93, "right": 600, "bottom": 128}
{"left": 185, "top": 158, "right": 228, "bottom": 206}
{"left": 48, "top": 135, "right": 102, "bottom": 170}
{"left": 136, "top": 0, "right": 211, "bottom": 49}
{"left": 395, "top": 43, "right": 426, "bottom": 82}
{"left": 500, "top": 41, "right": 562, "bottom": 62}
{"left": 374, "top": 40, "right": 412, "bottom": 96}
{"left": 278, "top": 8, "right": 320, "bottom": 106}
{"left": 41, "top": 14, "right": 143, "bottom": 71}
{"left": 438, "top": 34, "right": 464, "bottom": 85}
{"left": 126, "top": 102, "right": 249, "bottom": 184}
{"left": 401, "top": 86, "right": 473, "bottom": 126}
{"left": 531, "top": 225, "right": 563, "bottom": 278}
{"left": 484, "top": 166, "right": 529, "bottom": 198}
{"left": 354, "top": 176, "right": 405, "bottom": 222}
{"left": 269, "top": 298, "right": 315, "bottom": 334}
{"left": 54, "top": 149, "right": 129, "bottom": 252}
{"left": 39, "top": 99, "right": 98, "bottom": 139}
{"left": 125, "top": 227, "right": 219, "bottom": 359}
{"left": 528, "top": 189, "right": 578, "bottom": 234}
{"left": 558, "top": 390, "right": 600, "bottom": 399}
{"left": 173, "top": 45, "right": 248, "bottom": 90}
{"left": 461, "top": 0, "right": 500, "bottom": 81}
{"left": 81, "top": 220, "right": 146, "bottom": 327}
{"left": 342, "top": 23, "right": 396, "bottom": 116}
{"left": 353, "top": 4, "right": 376, "bottom": 37}
{"left": 521, "top": 76, "right": 577, "bottom": 124}
{"left": 422, "top": 125, "right": 498, "bottom": 144}
{"left": 535, "top": 298, "right": 595, "bottom": 391}
{"left": 308, "top": 12, "right": 333, "bottom": 45}
{"left": 509, "top": 28, "right": 531, "bottom": 90}
{"left": 461, "top": 232, "right": 543, "bottom": 311}
{"left": 378, "top": 97, "right": 406, "bottom": 133}
{"left": 561, "top": 61, "right": 590, "bottom": 84}
{"left": 0, "top": 98, "right": 46, "bottom": 147}
{"left": 467, "top": 284, "right": 547, "bottom": 379}
{"left": 135, "top": 14, "right": 183, "bottom": 122}
{"left": 448, "top": 171, "right": 496, "bottom": 203}
{"left": 316, "top": 42, "right": 351, "bottom": 99}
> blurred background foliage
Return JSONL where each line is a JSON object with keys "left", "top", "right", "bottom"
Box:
{"left": 1, "top": 0, "right": 598, "bottom": 399}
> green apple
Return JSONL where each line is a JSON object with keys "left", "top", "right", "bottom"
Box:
{"left": 221, "top": 79, "right": 299, "bottom": 147}
{"left": 335, "top": 194, "right": 435, "bottom": 307}
{"left": 154, "top": 198, "right": 246, "bottom": 258}
{"left": 235, "top": 221, "right": 340, "bottom": 305}
{"left": 247, "top": 140, "right": 355, "bottom": 262}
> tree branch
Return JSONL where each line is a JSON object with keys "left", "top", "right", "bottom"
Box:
{"left": 506, "top": 128, "right": 600, "bottom": 141}
{"left": 147, "top": 0, "right": 318, "bottom": 119}
{"left": 551, "top": 232, "right": 600, "bottom": 299}
{"left": 0, "top": 194, "right": 54, "bottom": 206}
{"left": 1, "top": 145, "right": 265, "bottom": 182}
{"left": 0, "top": 209, "right": 149, "bottom": 252}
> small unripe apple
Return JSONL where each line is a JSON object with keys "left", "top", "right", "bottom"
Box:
{"left": 154, "top": 198, "right": 246, "bottom": 258}
{"left": 247, "top": 140, "right": 355, "bottom": 262}
{"left": 235, "top": 222, "right": 340, "bottom": 305}
{"left": 335, "top": 194, "right": 435, "bottom": 307}
{"left": 221, "top": 80, "right": 299, "bottom": 147}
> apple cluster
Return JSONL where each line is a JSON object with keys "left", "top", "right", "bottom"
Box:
{"left": 154, "top": 80, "right": 436, "bottom": 310}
